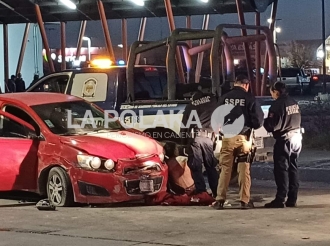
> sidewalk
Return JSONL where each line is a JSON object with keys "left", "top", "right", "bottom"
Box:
{"left": 252, "top": 149, "right": 330, "bottom": 183}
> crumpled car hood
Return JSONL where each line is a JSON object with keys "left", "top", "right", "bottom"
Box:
{"left": 60, "top": 130, "right": 163, "bottom": 161}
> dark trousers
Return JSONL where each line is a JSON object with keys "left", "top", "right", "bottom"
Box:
{"left": 187, "top": 136, "right": 219, "bottom": 196}
{"left": 273, "top": 134, "right": 302, "bottom": 203}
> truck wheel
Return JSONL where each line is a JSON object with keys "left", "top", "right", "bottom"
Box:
{"left": 47, "top": 167, "right": 74, "bottom": 207}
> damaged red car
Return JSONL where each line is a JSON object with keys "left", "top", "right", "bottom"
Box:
{"left": 0, "top": 93, "right": 167, "bottom": 206}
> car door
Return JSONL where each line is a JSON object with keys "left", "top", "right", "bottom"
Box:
{"left": 0, "top": 111, "right": 39, "bottom": 191}
{"left": 27, "top": 72, "right": 72, "bottom": 94}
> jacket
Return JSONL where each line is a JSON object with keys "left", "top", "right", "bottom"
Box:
{"left": 217, "top": 86, "right": 264, "bottom": 134}
{"left": 264, "top": 94, "right": 301, "bottom": 139}
{"left": 180, "top": 91, "right": 218, "bottom": 141}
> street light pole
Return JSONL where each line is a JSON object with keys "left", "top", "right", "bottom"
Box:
{"left": 322, "top": 0, "right": 327, "bottom": 93}
{"left": 268, "top": 18, "right": 281, "bottom": 43}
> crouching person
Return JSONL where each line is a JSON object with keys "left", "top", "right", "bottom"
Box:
{"left": 164, "top": 141, "right": 196, "bottom": 195}
{"left": 146, "top": 141, "right": 214, "bottom": 206}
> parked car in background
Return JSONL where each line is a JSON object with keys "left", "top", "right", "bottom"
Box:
{"left": 0, "top": 93, "right": 167, "bottom": 206}
{"left": 309, "top": 73, "right": 330, "bottom": 85}
{"left": 278, "top": 67, "right": 310, "bottom": 94}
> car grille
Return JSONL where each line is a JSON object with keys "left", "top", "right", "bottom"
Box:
{"left": 123, "top": 163, "right": 161, "bottom": 175}
{"left": 124, "top": 177, "right": 163, "bottom": 195}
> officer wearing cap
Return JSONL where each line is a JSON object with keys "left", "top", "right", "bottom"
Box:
{"left": 264, "top": 82, "right": 302, "bottom": 208}
{"left": 213, "top": 75, "right": 264, "bottom": 210}
{"left": 179, "top": 89, "right": 219, "bottom": 197}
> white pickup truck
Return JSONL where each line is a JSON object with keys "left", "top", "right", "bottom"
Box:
{"left": 26, "top": 66, "right": 274, "bottom": 162}
{"left": 278, "top": 67, "right": 310, "bottom": 94}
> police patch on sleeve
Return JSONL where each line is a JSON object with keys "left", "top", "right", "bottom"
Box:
{"left": 82, "top": 78, "right": 97, "bottom": 97}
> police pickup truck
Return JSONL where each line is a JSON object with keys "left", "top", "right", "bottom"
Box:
{"left": 26, "top": 66, "right": 274, "bottom": 162}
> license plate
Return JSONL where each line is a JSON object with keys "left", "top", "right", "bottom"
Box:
{"left": 254, "top": 137, "right": 264, "bottom": 149}
{"left": 139, "top": 180, "right": 154, "bottom": 192}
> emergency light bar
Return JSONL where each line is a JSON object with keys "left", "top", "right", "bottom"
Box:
{"left": 90, "top": 59, "right": 112, "bottom": 68}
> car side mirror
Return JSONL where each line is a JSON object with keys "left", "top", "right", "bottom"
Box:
{"left": 28, "top": 133, "right": 43, "bottom": 140}
{"left": 27, "top": 125, "right": 43, "bottom": 140}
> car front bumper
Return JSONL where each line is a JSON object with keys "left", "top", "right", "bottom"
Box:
{"left": 69, "top": 157, "right": 168, "bottom": 204}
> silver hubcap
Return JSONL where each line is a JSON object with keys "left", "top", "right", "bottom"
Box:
{"left": 48, "top": 174, "right": 63, "bottom": 205}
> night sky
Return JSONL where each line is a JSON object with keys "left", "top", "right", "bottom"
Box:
{"left": 45, "top": 0, "right": 330, "bottom": 49}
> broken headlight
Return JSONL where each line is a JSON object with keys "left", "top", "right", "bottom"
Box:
{"left": 77, "top": 154, "right": 101, "bottom": 170}
{"left": 77, "top": 154, "right": 115, "bottom": 172}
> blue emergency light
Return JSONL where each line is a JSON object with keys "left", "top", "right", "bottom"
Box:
{"left": 118, "top": 60, "right": 125, "bottom": 65}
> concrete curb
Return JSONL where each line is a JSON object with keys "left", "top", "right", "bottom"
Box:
{"left": 251, "top": 164, "right": 330, "bottom": 183}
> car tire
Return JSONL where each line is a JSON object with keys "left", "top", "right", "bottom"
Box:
{"left": 47, "top": 167, "right": 74, "bottom": 207}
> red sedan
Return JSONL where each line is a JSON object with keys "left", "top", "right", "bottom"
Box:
{"left": 0, "top": 93, "right": 167, "bottom": 206}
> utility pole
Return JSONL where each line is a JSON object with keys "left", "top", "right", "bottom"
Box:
{"left": 322, "top": 0, "right": 327, "bottom": 93}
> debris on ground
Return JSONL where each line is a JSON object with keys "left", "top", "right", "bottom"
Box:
{"left": 36, "top": 199, "right": 56, "bottom": 211}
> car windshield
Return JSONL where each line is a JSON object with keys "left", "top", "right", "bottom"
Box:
{"left": 32, "top": 100, "right": 124, "bottom": 135}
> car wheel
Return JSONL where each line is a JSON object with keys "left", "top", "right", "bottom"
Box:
{"left": 47, "top": 167, "right": 74, "bottom": 207}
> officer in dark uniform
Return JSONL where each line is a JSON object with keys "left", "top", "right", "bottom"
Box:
{"left": 213, "top": 75, "right": 264, "bottom": 209}
{"left": 180, "top": 89, "right": 219, "bottom": 197}
{"left": 264, "top": 82, "right": 302, "bottom": 208}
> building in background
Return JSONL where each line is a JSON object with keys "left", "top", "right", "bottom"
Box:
{"left": 316, "top": 36, "right": 330, "bottom": 73}
{"left": 43, "top": 46, "right": 126, "bottom": 74}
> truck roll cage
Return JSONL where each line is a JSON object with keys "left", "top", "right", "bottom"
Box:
{"left": 127, "top": 23, "right": 277, "bottom": 101}
{"left": 167, "top": 24, "right": 277, "bottom": 99}
{"left": 126, "top": 39, "right": 190, "bottom": 102}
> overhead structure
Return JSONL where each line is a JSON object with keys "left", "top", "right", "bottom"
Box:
{"left": 3, "top": 23, "right": 8, "bottom": 91}
{"left": 16, "top": 23, "right": 30, "bottom": 76}
{"left": 126, "top": 23, "right": 277, "bottom": 100}
{"left": 0, "top": 0, "right": 275, "bottom": 24}
{"left": 0, "top": 0, "right": 276, "bottom": 96}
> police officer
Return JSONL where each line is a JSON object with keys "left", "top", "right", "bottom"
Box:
{"left": 180, "top": 89, "right": 219, "bottom": 197}
{"left": 213, "top": 75, "right": 264, "bottom": 209}
{"left": 264, "top": 82, "right": 302, "bottom": 208}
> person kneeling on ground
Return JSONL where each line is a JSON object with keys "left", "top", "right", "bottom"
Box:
{"left": 146, "top": 141, "right": 214, "bottom": 206}
{"left": 164, "top": 141, "right": 196, "bottom": 195}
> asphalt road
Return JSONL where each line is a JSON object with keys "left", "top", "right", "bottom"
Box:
{"left": 1, "top": 180, "right": 330, "bottom": 246}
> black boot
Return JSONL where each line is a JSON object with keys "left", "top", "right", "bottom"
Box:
{"left": 264, "top": 200, "right": 285, "bottom": 208}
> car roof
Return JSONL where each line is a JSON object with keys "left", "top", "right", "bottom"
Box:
{"left": 0, "top": 92, "right": 82, "bottom": 106}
